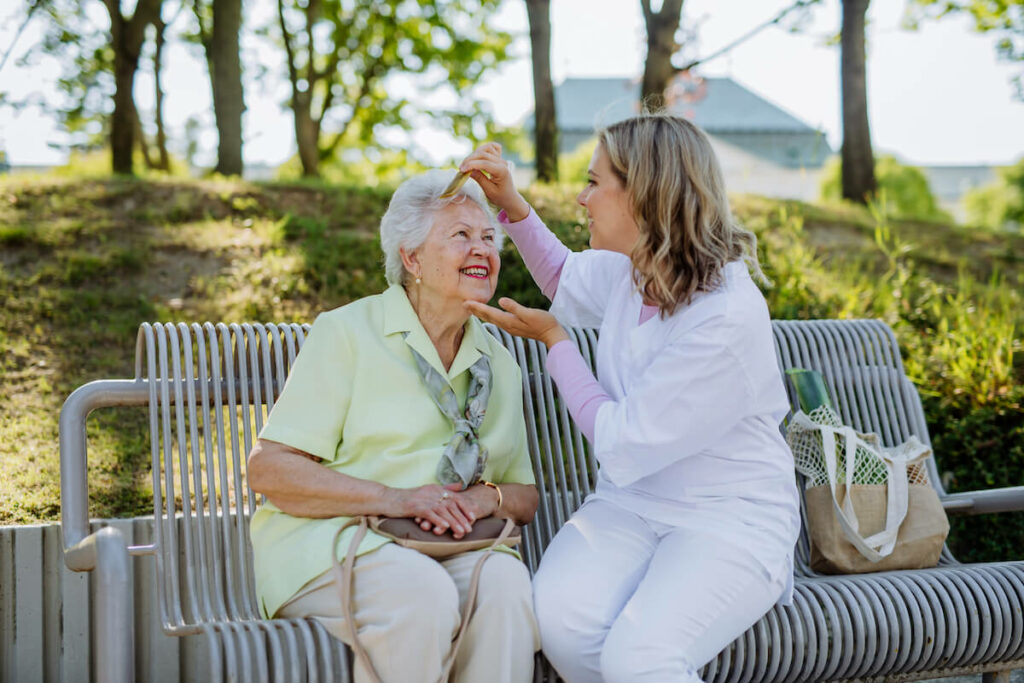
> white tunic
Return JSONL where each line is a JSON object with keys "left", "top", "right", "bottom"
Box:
{"left": 549, "top": 249, "right": 802, "bottom": 601}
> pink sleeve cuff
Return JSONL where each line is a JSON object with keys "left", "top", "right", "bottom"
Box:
{"left": 497, "top": 207, "right": 569, "bottom": 301}
{"left": 545, "top": 340, "right": 611, "bottom": 443}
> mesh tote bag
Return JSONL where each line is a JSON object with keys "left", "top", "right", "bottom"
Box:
{"left": 785, "top": 370, "right": 949, "bottom": 574}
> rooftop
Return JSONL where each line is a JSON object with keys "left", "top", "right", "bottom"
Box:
{"left": 528, "top": 76, "right": 824, "bottom": 136}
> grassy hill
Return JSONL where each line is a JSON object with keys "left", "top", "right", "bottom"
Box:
{"left": 1, "top": 175, "right": 1021, "bottom": 560}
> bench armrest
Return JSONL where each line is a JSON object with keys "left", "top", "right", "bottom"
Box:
{"left": 59, "top": 379, "right": 151, "bottom": 683}
{"left": 941, "top": 485, "right": 1024, "bottom": 516}
{"left": 59, "top": 378, "right": 150, "bottom": 550}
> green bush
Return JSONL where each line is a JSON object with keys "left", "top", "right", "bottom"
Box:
{"left": 925, "top": 388, "right": 1024, "bottom": 562}
{"left": 819, "top": 155, "right": 951, "bottom": 222}
{"left": 964, "top": 157, "right": 1024, "bottom": 232}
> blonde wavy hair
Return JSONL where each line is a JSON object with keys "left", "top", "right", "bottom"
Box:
{"left": 598, "top": 113, "right": 767, "bottom": 316}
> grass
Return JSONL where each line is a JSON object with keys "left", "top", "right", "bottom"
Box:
{"left": 0, "top": 174, "right": 1021, "bottom": 564}
{"left": 0, "top": 176, "right": 394, "bottom": 523}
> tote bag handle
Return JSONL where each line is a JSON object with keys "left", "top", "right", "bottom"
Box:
{"left": 818, "top": 423, "right": 906, "bottom": 561}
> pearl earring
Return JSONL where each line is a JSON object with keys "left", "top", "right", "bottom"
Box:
{"left": 415, "top": 276, "right": 421, "bottom": 285}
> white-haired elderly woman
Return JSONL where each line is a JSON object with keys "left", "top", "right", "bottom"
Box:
{"left": 246, "top": 170, "right": 540, "bottom": 683}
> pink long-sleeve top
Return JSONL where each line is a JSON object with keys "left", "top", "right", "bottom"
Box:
{"left": 498, "top": 207, "right": 658, "bottom": 441}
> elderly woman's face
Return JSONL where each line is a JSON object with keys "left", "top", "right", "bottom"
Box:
{"left": 413, "top": 201, "right": 500, "bottom": 306}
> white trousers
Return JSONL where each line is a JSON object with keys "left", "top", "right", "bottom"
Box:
{"left": 277, "top": 543, "right": 539, "bottom": 683}
{"left": 533, "top": 499, "right": 787, "bottom": 683}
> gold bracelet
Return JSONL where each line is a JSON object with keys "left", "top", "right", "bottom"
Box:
{"left": 482, "top": 481, "right": 503, "bottom": 513}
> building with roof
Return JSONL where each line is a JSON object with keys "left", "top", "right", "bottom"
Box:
{"left": 531, "top": 76, "right": 831, "bottom": 170}
{"left": 523, "top": 75, "right": 834, "bottom": 200}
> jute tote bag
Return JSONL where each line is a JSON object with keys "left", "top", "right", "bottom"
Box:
{"left": 787, "top": 407, "right": 949, "bottom": 574}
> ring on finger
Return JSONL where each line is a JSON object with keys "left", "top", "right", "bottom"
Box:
{"left": 440, "top": 491, "right": 451, "bottom": 502}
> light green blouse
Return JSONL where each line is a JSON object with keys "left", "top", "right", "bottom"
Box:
{"left": 250, "top": 285, "right": 535, "bottom": 618}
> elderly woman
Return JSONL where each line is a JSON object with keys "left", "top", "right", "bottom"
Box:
{"left": 246, "top": 170, "right": 540, "bottom": 683}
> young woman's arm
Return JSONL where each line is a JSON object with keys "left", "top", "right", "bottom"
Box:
{"left": 498, "top": 207, "right": 569, "bottom": 300}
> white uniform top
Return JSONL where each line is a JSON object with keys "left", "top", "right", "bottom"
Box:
{"left": 550, "top": 249, "right": 801, "bottom": 603}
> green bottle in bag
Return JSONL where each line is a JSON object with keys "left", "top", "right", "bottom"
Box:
{"left": 785, "top": 368, "right": 834, "bottom": 413}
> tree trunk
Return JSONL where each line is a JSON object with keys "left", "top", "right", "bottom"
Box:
{"left": 293, "top": 92, "right": 320, "bottom": 177}
{"left": 640, "top": 0, "right": 685, "bottom": 109}
{"left": 279, "top": 0, "right": 321, "bottom": 178}
{"left": 132, "top": 103, "right": 157, "bottom": 169}
{"left": 210, "top": 0, "right": 244, "bottom": 176}
{"left": 110, "top": 13, "right": 138, "bottom": 175}
{"left": 840, "top": 0, "right": 876, "bottom": 203}
{"left": 526, "top": 0, "right": 557, "bottom": 183}
{"left": 104, "top": 0, "right": 163, "bottom": 175}
{"left": 153, "top": 15, "right": 170, "bottom": 171}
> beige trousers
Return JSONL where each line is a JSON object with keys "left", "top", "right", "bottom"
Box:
{"left": 276, "top": 542, "right": 539, "bottom": 683}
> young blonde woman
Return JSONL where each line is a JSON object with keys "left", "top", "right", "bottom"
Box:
{"left": 463, "top": 114, "right": 801, "bottom": 683}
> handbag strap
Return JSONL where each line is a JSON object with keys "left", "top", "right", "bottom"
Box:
{"left": 331, "top": 516, "right": 517, "bottom": 683}
{"left": 332, "top": 517, "right": 374, "bottom": 678}
{"left": 439, "top": 518, "right": 516, "bottom": 680}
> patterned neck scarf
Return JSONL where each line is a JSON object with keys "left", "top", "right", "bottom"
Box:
{"left": 404, "top": 334, "right": 492, "bottom": 490}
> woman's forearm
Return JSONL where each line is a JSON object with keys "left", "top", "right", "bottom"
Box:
{"left": 500, "top": 208, "right": 569, "bottom": 300}
{"left": 250, "top": 440, "right": 538, "bottom": 529}
{"left": 248, "top": 439, "right": 393, "bottom": 518}
{"left": 545, "top": 340, "right": 611, "bottom": 442}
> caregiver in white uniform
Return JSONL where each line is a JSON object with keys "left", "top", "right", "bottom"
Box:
{"left": 462, "top": 113, "right": 801, "bottom": 683}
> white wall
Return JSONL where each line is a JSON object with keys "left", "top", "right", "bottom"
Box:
{"left": 709, "top": 135, "right": 825, "bottom": 202}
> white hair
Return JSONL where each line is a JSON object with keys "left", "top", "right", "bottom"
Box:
{"left": 379, "top": 169, "right": 504, "bottom": 286}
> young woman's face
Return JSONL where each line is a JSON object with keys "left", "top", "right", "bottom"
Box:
{"left": 410, "top": 201, "right": 500, "bottom": 306}
{"left": 576, "top": 143, "right": 639, "bottom": 255}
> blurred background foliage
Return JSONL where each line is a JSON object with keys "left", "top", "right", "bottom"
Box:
{"left": 819, "top": 154, "right": 953, "bottom": 222}
{"left": 963, "top": 156, "right": 1024, "bottom": 231}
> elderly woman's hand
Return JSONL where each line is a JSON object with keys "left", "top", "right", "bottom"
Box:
{"left": 386, "top": 483, "right": 478, "bottom": 539}
{"left": 465, "top": 297, "right": 570, "bottom": 349}
{"left": 459, "top": 143, "right": 531, "bottom": 222}
{"left": 415, "top": 482, "right": 544, "bottom": 535}
{"left": 413, "top": 483, "right": 500, "bottom": 533}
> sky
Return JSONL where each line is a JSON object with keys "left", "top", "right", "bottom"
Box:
{"left": 1, "top": 0, "right": 1022, "bottom": 169}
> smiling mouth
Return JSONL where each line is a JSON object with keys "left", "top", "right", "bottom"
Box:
{"left": 460, "top": 266, "right": 489, "bottom": 279}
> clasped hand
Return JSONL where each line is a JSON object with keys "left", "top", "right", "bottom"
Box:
{"left": 396, "top": 483, "right": 494, "bottom": 539}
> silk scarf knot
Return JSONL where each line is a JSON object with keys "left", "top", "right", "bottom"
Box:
{"left": 404, "top": 334, "right": 492, "bottom": 489}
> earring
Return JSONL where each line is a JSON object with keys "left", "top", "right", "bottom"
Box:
{"left": 415, "top": 276, "right": 422, "bottom": 285}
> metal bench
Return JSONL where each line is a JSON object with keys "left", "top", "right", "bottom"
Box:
{"left": 59, "top": 319, "right": 1024, "bottom": 682}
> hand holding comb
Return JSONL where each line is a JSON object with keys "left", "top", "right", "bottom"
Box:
{"left": 439, "top": 170, "right": 470, "bottom": 198}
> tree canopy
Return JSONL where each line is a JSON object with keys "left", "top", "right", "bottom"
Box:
{"left": 274, "top": 0, "right": 512, "bottom": 177}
